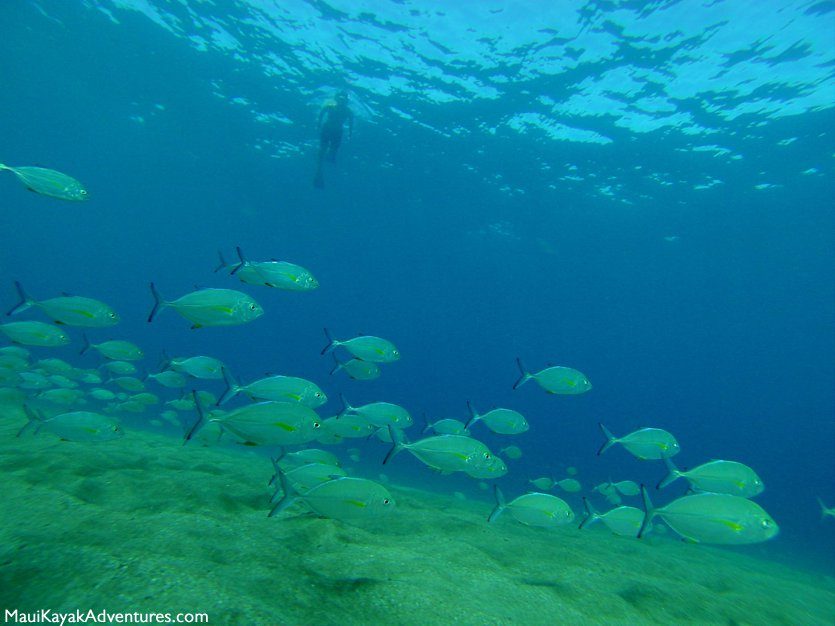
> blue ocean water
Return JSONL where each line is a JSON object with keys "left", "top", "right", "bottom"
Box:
{"left": 1, "top": 0, "right": 833, "bottom": 582}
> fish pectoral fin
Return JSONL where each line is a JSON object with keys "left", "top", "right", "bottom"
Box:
{"left": 210, "top": 306, "right": 234, "bottom": 314}
{"left": 273, "top": 422, "right": 296, "bottom": 432}
{"left": 344, "top": 499, "right": 367, "bottom": 508}
{"left": 190, "top": 324, "right": 203, "bottom": 330}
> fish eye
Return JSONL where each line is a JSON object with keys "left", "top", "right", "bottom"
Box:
{"left": 761, "top": 519, "right": 772, "bottom": 529}
{"left": 313, "top": 422, "right": 321, "bottom": 429}
{"left": 80, "top": 189, "right": 88, "bottom": 195}
{"left": 383, "top": 498, "right": 391, "bottom": 505}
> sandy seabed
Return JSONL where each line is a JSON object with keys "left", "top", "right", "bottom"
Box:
{"left": 1, "top": 397, "right": 833, "bottom": 626}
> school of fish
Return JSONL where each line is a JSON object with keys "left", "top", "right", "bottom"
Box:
{"left": 1, "top": 165, "right": 815, "bottom": 547}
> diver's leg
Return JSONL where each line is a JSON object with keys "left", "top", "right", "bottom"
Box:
{"left": 327, "top": 129, "right": 342, "bottom": 162}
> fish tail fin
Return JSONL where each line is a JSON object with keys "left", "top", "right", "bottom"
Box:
{"left": 597, "top": 423, "right": 618, "bottom": 456}
{"left": 0, "top": 164, "right": 10, "bottom": 172}
{"left": 183, "top": 390, "right": 207, "bottom": 444}
{"left": 421, "top": 413, "right": 431, "bottom": 434}
{"left": 147, "top": 283, "right": 167, "bottom": 323}
{"left": 512, "top": 357, "right": 533, "bottom": 389}
{"left": 329, "top": 353, "right": 343, "bottom": 376}
{"left": 657, "top": 453, "right": 681, "bottom": 489}
{"left": 231, "top": 246, "right": 247, "bottom": 275}
{"left": 383, "top": 425, "right": 406, "bottom": 465}
{"left": 6, "top": 281, "right": 35, "bottom": 316}
{"left": 79, "top": 332, "right": 92, "bottom": 356}
{"left": 464, "top": 400, "right": 479, "bottom": 430}
{"left": 487, "top": 485, "right": 507, "bottom": 522}
{"left": 268, "top": 466, "right": 299, "bottom": 517}
{"left": 213, "top": 250, "right": 228, "bottom": 274}
{"left": 268, "top": 448, "right": 285, "bottom": 487}
{"left": 337, "top": 393, "right": 353, "bottom": 419}
{"left": 16, "top": 404, "right": 44, "bottom": 437}
{"left": 818, "top": 497, "right": 828, "bottom": 520}
{"left": 320, "top": 327, "right": 340, "bottom": 355}
{"left": 638, "top": 484, "right": 656, "bottom": 539}
{"left": 218, "top": 367, "right": 241, "bottom": 406}
{"left": 578, "top": 497, "right": 601, "bottom": 530}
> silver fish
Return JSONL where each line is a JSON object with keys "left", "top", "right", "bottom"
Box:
{"left": 7, "top": 282, "right": 118, "bottom": 327}
{"left": 0, "top": 163, "right": 88, "bottom": 201}
{"left": 639, "top": 486, "right": 778, "bottom": 545}
{"left": 322, "top": 328, "right": 400, "bottom": 363}
{"left": 148, "top": 284, "right": 263, "bottom": 328}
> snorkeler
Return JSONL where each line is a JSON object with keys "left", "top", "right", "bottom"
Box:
{"left": 314, "top": 90, "right": 354, "bottom": 188}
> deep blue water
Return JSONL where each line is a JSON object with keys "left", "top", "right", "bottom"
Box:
{"left": 1, "top": 1, "right": 833, "bottom": 573}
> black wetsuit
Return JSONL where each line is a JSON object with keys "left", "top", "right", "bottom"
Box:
{"left": 314, "top": 100, "right": 353, "bottom": 188}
